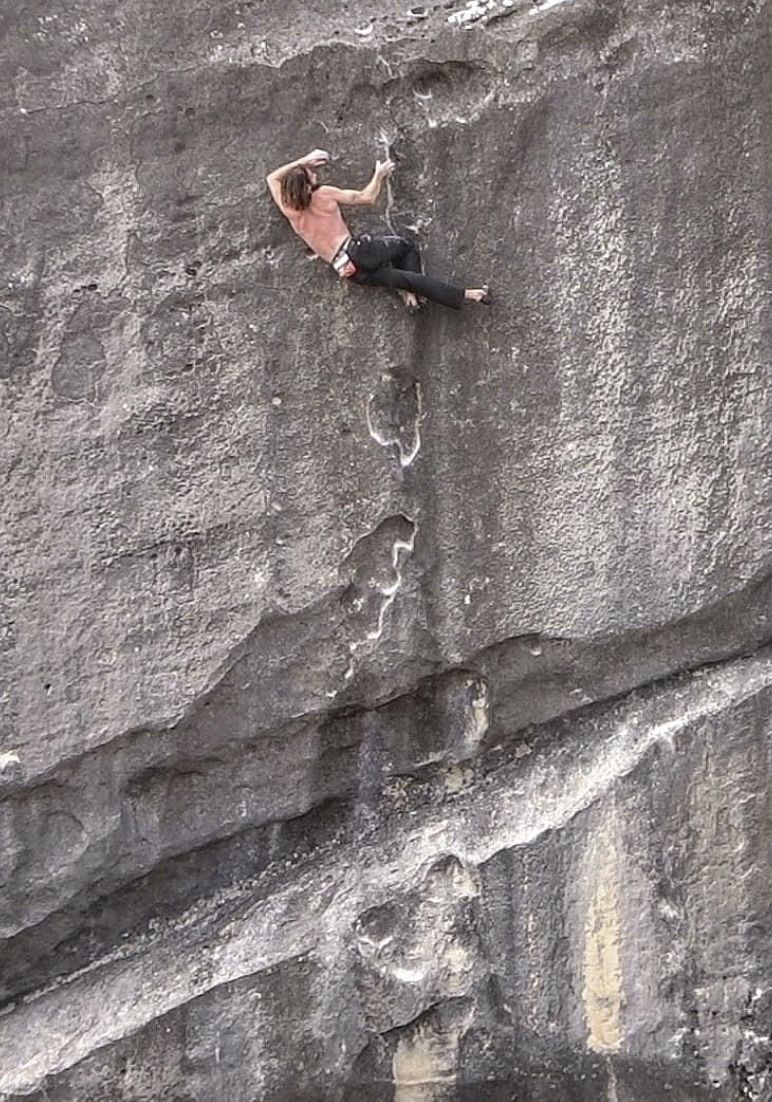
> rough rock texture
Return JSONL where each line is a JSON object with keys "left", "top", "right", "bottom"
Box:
{"left": 1, "top": 0, "right": 771, "bottom": 1098}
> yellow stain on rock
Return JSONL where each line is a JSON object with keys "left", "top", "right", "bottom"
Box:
{"left": 393, "top": 1010, "right": 471, "bottom": 1102}
{"left": 393, "top": 1024, "right": 453, "bottom": 1102}
{"left": 582, "top": 825, "right": 623, "bottom": 1054}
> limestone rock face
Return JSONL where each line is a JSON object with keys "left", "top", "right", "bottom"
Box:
{"left": 1, "top": 0, "right": 771, "bottom": 1098}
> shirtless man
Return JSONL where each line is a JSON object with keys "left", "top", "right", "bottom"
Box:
{"left": 266, "top": 148, "right": 491, "bottom": 313}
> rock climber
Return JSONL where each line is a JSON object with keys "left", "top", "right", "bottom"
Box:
{"left": 266, "top": 148, "right": 491, "bottom": 313}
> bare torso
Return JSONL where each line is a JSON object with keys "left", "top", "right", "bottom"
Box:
{"left": 285, "top": 187, "right": 351, "bottom": 262}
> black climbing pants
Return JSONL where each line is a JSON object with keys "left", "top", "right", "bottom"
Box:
{"left": 348, "top": 233, "right": 465, "bottom": 311}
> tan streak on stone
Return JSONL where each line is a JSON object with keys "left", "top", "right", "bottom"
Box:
{"left": 392, "top": 1020, "right": 459, "bottom": 1102}
{"left": 582, "top": 825, "right": 623, "bottom": 1053}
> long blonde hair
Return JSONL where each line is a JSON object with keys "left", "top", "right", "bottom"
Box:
{"left": 281, "top": 166, "right": 314, "bottom": 211}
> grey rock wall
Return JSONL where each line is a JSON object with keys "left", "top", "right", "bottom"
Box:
{"left": 1, "top": 0, "right": 771, "bottom": 1098}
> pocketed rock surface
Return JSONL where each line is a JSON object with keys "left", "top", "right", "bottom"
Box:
{"left": 1, "top": 0, "right": 771, "bottom": 1099}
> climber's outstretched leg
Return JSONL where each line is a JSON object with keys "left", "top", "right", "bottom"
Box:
{"left": 354, "top": 265, "right": 490, "bottom": 311}
{"left": 349, "top": 233, "right": 489, "bottom": 312}
{"left": 354, "top": 265, "right": 462, "bottom": 310}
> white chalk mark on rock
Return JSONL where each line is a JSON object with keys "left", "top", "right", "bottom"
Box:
{"left": 448, "top": 0, "right": 496, "bottom": 27}
{"left": 533, "top": 0, "right": 574, "bottom": 11}
{"left": 345, "top": 523, "right": 417, "bottom": 680}
{"left": 0, "top": 750, "right": 20, "bottom": 770}
{"left": 366, "top": 380, "right": 423, "bottom": 468}
{"left": 377, "top": 130, "right": 398, "bottom": 234}
{"left": 392, "top": 966, "right": 425, "bottom": 983}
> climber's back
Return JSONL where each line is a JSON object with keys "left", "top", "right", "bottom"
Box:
{"left": 285, "top": 185, "right": 351, "bottom": 264}
{"left": 268, "top": 161, "right": 350, "bottom": 263}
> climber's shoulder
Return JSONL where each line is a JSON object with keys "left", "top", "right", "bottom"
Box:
{"left": 315, "top": 185, "right": 367, "bottom": 207}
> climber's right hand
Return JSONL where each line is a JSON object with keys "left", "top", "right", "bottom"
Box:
{"left": 302, "top": 149, "right": 330, "bottom": 167}
{"left": 375, "top": 159, "right": 396, "bottom": 179}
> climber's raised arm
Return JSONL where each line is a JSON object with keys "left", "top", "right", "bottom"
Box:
{"left": 318, "top": 159, "right": 396, "bottom": 207}
{"left": 266, "top": 148, "right": 329, "bottom": 211}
